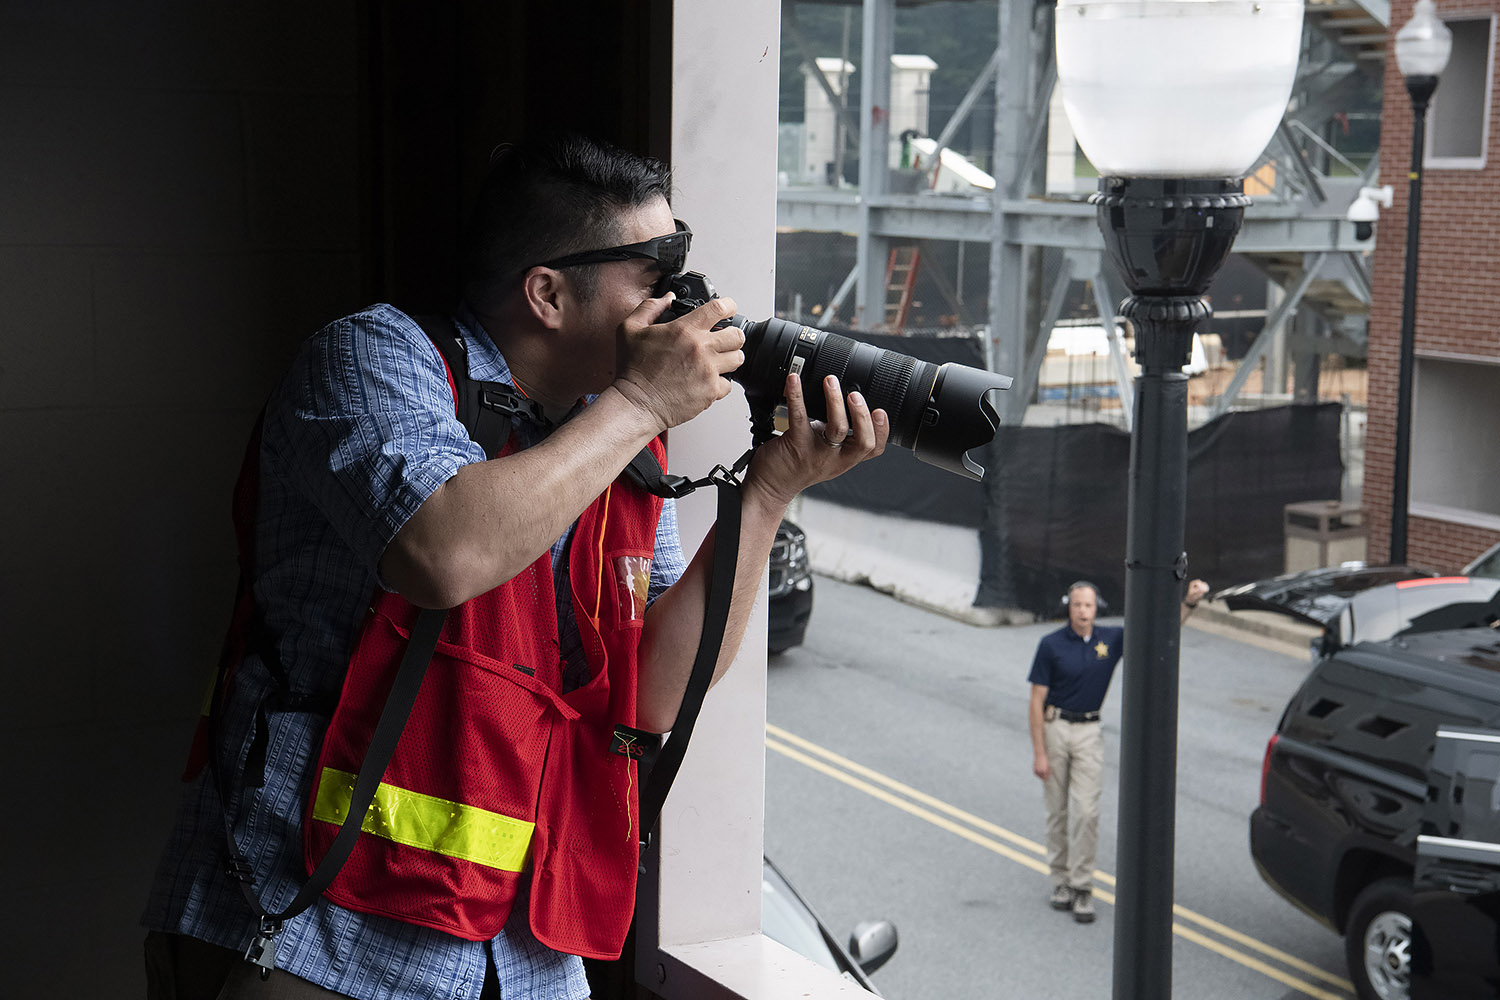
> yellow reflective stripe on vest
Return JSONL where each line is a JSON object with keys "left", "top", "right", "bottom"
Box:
{"left": 313, "top": 767, "right": 534, "bottom": 872}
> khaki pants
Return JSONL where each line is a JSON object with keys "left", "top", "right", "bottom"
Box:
{"left": 1042, "top": 717, "right": 1103, "bottom": 891}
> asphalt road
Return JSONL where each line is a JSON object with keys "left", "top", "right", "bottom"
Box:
{"left": 763, "top": 574, "right": 1355, "bottom": 1000}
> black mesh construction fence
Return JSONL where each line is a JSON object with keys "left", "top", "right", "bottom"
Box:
{"left": 809, "top": 384, "right": 1344, "bottom": 618}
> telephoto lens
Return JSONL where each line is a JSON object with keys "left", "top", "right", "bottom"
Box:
{"left": 666, "top": 272, "right": 1013, "bottom": 481}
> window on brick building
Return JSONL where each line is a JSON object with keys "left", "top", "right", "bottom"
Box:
{"left": 1410, "top": 357, "right": 1500, "bottom": 529}
{"left": 1427, "top": 16, "right": 1496, "bottom": 169}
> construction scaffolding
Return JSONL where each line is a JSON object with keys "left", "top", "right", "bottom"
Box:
{"left": 777, "top": 0, "right": 1387, "bottom": 427}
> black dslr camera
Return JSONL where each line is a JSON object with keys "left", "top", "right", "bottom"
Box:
{"left": 664, "top": 271, "right": 1013, "bottom": 481}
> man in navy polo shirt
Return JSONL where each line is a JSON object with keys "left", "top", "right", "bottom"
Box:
{"left": 1027, "top": 578, "right": 1208, "bottom": 923}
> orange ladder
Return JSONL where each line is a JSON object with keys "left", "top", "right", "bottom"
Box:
{"left": 882, "top": 245, "right": 921, "bottom": 332}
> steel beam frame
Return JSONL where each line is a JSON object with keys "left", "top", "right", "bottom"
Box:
{"left": 783, "top": 8, "right": 862, "bottom": 145}
{"left": 776, "top": 190, "right": 1371, "bottom": 253}
{"left": 1091, "top": 265, "right": 1134, "bottom": 431}
{"left": 854, "top": 0, "right": 894, "bottom": 328}
{"left": 1013, "top": 250, "right": 1080, "bottom": 415}
{"left": 779, "top": 0, "right": 1379, "bottom": 435}
{"left": 929, "top": 45, "right": 1003, "bottom": 166}
{"left": 1210, "top": 252, "right": 1329, "bottom": 418}
{"left": 987, "top": 0, "right": 1039, "bottom": 388}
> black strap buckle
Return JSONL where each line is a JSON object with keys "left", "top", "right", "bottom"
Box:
{"left": 479, "top": 386, "right": 548, "bottom": 427}
{"left": 223, "top": 854, "right": 257, "bottom": 885}
{"left": 655, "top": 473, "right": 699, "bottom": 499}
{"left": 664, "top": 451, "right": 753, "bottom": 498}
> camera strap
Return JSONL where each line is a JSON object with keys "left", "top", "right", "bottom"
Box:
{"left": 626, "top": 454, "right": 753, "bottom": 847}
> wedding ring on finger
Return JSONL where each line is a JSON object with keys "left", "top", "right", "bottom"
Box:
{"left": 820, "top": 432, "right": 845, "bottom": 448}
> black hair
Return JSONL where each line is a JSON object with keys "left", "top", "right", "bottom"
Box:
{"left": 461, "top": 133, "right": 673, "bottom": 313}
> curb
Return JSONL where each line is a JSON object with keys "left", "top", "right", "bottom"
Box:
{"left": 824, "top": 574, "right": 1321, "bottom": 656}
{"left": 1184, "top": 600, "right": 1320, "bottom": 660}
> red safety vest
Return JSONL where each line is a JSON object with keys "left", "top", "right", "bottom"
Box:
{"left": 302, "top": 437, "right": 666, "bottom": 959}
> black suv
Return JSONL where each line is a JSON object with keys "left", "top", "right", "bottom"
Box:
{"left": 1234, "top": 570, "right": 1500, "bottom": 1000}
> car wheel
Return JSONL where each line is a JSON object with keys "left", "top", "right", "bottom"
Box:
{"left": 1344, "top": 877, "right": 1413, "bottom": 1000}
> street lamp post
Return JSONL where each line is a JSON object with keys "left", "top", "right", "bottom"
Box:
{"left": 1389, "top": 0, "right": 1452, "bottom": 565}
{"left": 1054, "top": 3, "right": 1303, "bottom": 998}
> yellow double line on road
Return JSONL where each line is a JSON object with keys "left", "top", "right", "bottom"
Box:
{"left": 766, "top": 722, "right": 1355, "bottom": 1000}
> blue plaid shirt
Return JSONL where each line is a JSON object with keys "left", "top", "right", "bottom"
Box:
{"left": 143, "top": 304, "right": 685, "bottom": 1000}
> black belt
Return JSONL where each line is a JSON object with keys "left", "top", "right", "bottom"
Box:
{"left": 1051, "top": 707, "right": 1100, "bottom": 723}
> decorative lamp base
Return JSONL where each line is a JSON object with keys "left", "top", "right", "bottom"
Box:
{"left": 1092, "top": 176, "right": 1248, "bottom": 373}
{"left": 1092, "top": 176, "right": 1248, "bottom": 295}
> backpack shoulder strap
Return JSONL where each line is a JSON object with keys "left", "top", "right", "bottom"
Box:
{"left": 412, "top": 314, "right": 524, "bottom": 457}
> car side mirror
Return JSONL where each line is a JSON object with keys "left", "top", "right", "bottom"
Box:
{"left": 848, "top": 919, "right": 898, "bottom": 976}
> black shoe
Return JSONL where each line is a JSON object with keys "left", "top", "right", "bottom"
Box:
{"left": 1049, "top": 884, "right": 1073, "bottom": 910}
{"left": 1072, "top": 888, "right": 1095, "bottom": 923}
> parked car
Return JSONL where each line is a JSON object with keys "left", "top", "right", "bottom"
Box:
{"left": 1409, "top": 724, "right": 1500, "bottom": 999}
{"left": 1231, "top": 567, "right": 1500, "bottom": 999}
{"left": 768, "top": 519, "right": 813, "bottom": 653}
{"left": 762, "top": 856, "right": 898, "bottom": 993}
{"left": 1215, "top": 564, "right": 1500, "bottom": 661}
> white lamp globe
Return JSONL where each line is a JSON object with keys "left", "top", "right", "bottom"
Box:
{"left": 1055, "top": 0, "right": 1304, "bottom": 178}
{"left": 1395, "top": 0, "right": 1453, "bottom": 78}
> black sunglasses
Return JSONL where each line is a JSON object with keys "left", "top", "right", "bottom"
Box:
{"left": 535, "top": 219, "right": 692, "bottom": 281}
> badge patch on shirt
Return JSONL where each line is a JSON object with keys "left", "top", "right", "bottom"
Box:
{"left": 1095, "top": 640, "right": 1110, "bottom": 659}
{"left": 615, "top": 554, "right": 652, "bottom": 622}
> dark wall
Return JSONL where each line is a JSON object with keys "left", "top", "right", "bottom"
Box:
{"left": 369, "top": 2, "right": 671, "bottom": 312}
{"left": 0, "top": 8, "right": 367, "bottom": 994}
{"left": 0, "top": 3, "right": 667, "bottom": 995}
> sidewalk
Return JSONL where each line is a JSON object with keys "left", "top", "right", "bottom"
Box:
{"left": 1185, "top": 599, "right": 1321, "bottom": 662}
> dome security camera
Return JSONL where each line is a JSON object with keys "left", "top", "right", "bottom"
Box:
{"left": 1347, "top": 185, "right": 1394, "bottom": 241}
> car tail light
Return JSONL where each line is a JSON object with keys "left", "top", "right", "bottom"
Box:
{"left": 1395, "top": 576, "right": 1470, "bottom": 588}
{"left": 1260, "top": 733, "right": 1280, "bottom": 805}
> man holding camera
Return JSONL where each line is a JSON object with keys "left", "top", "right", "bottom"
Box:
{"left": 142, "top": 134, "right": 888, "bottom": 1000}
{"left": 1027, "top": 577, "right": 1208, "bottom": 924}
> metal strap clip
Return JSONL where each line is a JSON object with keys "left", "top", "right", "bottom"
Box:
{"left": 244, "top": 915, "right": 282, "bottom": 981}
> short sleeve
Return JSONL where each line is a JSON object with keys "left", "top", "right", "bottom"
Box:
{"left": 260, "top": 305, "right": 486, "bottom": 578}
{"left": 646, "top": 498, "right": 685, "bottom": 606}
{"left": 1027, "top": 637, "right": 1054, "bottom": 687}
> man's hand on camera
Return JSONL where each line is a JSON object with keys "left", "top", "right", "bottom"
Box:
{"left": 610, "top": 292, "right": 745, "bottom": 433}
{"left": 744, "top": 371, "right": 889, "bottom": 511}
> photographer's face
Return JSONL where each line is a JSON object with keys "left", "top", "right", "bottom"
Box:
{"left": 565, "top": 197, "right": 677, "bottom": 388}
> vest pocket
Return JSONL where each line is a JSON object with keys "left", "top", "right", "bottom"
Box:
{"left": 304, "top": 605, "right": 568, "bottom": 941}
{"left": 528, "top": 714, "right": 639, "bottom": 960}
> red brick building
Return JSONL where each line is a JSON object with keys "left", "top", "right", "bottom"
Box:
{"left": 1366, "top": 0, "right": 1500, "bottom": 570}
